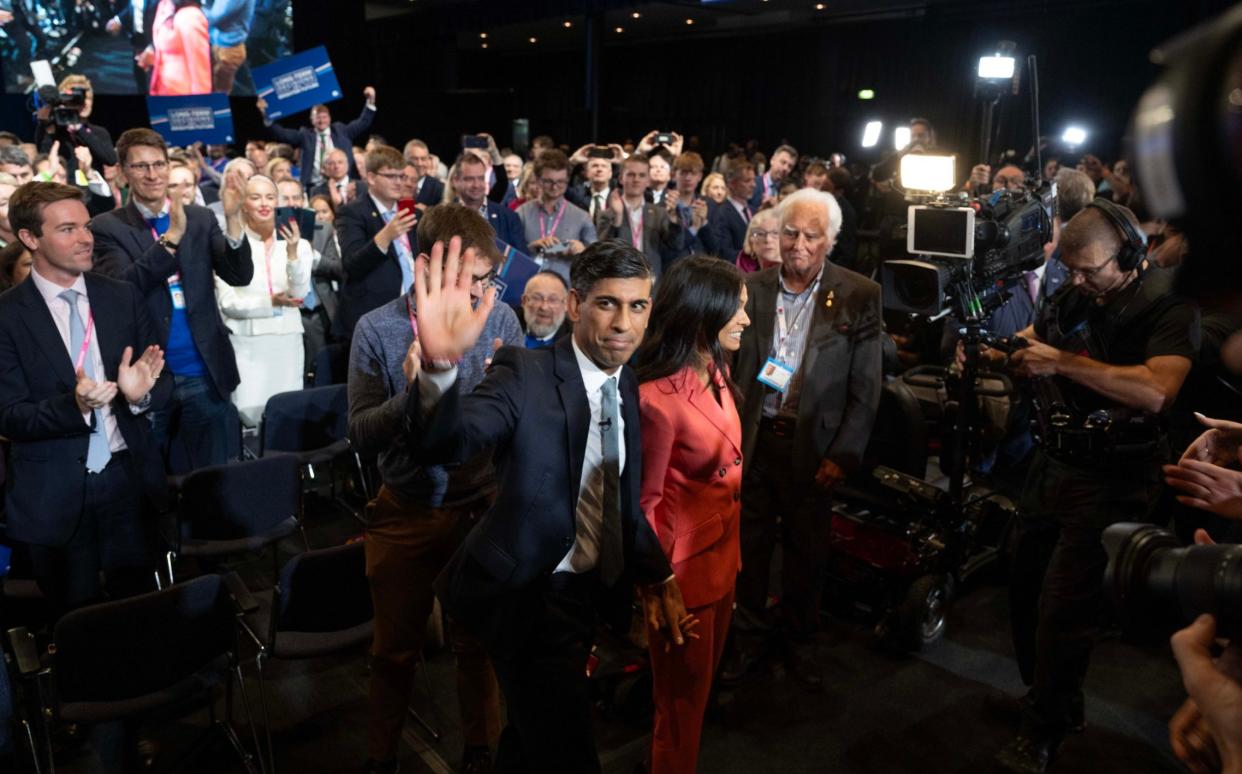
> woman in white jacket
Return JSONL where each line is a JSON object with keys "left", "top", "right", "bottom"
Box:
{"left": 216, "top": 174, "right": 312, "bottom": 426}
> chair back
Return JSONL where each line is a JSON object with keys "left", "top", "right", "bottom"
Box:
{"left": 53, "top": 575, "right": 232, "bottom": 705}
{"left": 167, "top": 401, "right": 243, "bottom": 474}
{"left": 261, "top": 385, "right": 349, "bottom": 455}
{"left": 180, "top": 455, "right": 301, "bottom": 541}
{"left": 312, "top": 342, "right": 351, "bottom": 387}
{"left": 274, "top": 541, "right": 372, "bottom": 634}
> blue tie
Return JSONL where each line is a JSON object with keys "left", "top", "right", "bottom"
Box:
{"left": 60, "top": 289, "right": 112, "bottom": 473}
{"left": 382, "top": 208, "right": 414, "bottom": 294}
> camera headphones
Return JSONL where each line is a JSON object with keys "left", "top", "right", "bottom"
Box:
{"left": 1085, "top": 198, "right": 1147, "bottom": 273}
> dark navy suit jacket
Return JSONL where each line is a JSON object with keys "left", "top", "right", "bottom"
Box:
{"left": 702, "top": 199, "right": 749, "bottom": 260}
{"left": 91, "top": 202, "right": 254, "bottom": 395}
{"left": 266, "top": 105, "right": 375, "bottom": 181}
{"left": 0, "top": 274, "right": 172, "bottom": 546}
{"left": 484, "top": 201, "right": 525, "bottom": 250}
{"left": 334, "top": 195, "right": 407, "bottom": 336}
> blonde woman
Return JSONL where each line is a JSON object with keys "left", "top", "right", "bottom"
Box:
{"left": 700, "top": 172, "right": 727, "bottom": 205}
{"left": 215, "top": 175, "right": 312, "bottom": 425}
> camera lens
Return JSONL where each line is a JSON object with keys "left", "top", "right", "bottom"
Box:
{"left": 1104, "top": 523, "right": 1242, "bottom": 638}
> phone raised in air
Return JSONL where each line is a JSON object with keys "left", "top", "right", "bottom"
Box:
{"left": 462, "top": 134, "right": 490, "bottom": 150}
{"left": 587, "top": 145, "right": 613, "bottom": 160}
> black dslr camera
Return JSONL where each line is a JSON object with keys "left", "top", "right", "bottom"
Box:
{"left": 37, "top": 85, "right": 88, "bottom": 127}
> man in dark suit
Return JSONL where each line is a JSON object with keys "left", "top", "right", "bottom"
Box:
{"left": 450, "top": 152, "right": 525, "bottom": 249}
{"left": 409, "top": 239, "right": 694, "bottom": 772}
{"left": 91, "top": 128, "right": 252, "bottom": 472}
{"left": 335, "top": 145, "right": 418, "bottom": 337}
{"left": 308, "top": 148, "right": 367, "bottom": 205}
{"left": 701, "top": 159, "right": 757, "bottom": 260}
{"left": 105, "top": 0, "right": 160, "bottom": 94}
{"left": 748, "top": 144, "right": 798, "bottom": 211}
{"left": 403, "top": 140, "right": 445, "bottom": 207}
{"left": 594, "top": 155, "right": 682, "bottom": 276}
{"left": 0, "top": 182, "right": 170, "bottom": 612}
{"left": 723, "top": 188, "right": 883, "bottom": 688}
{"left": 259, "top": 87, "right": 377, "bottom": 186}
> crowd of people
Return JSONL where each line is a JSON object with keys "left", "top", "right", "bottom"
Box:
{"left": 0, "top": 71, "right": 1240, "bottom": 774}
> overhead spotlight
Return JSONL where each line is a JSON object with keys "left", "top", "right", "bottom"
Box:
{"left": 861, "top": 121, "right": 883, "bottom": 148}
{"left": 1061, "top": 126, "right": 1088, "bottom": 146}
{"left": 631, "top": 11, "right": 641, "bottom": 18}
{"left": 615, "top": 26, "right": 624, "bottom": 33}
{"left": 814, "top": 3, "right": 826, "bottom": 9}
{"left": 894, "top": 126, "right": 911, "bottom": 150}
{"left": 563, "top": 20, "right": 572, "bottom": 28}
{"left": 481, "top": 43, "right": 488, "bottom": 49}
{"left": 857, "top": 88, "right": 875, "bottom": 100}
{"left": 685, "top": 18, "right": 694, "bottom": 25}
{"left": 977, "top": 55, "right": 1015, "bottom": 80}
{"left": 479, "top": 32, "right": 487, "bottom": 39}
{"left": 528, "top": 36, "right": 537, "bottom": 43}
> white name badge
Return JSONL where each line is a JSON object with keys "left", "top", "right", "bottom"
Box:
{"left": 168, "top": 276, "right": 186, "bottom": 310}
{"left": 757, "top": 357, "right": 794, "bottom": 393}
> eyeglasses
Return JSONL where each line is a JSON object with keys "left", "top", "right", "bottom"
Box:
{"left": 538, "top": 178, "right": 568, "bottom": 189}
{"left": 472, "top": 268, "right": 498, "bottom": 288}
{"left": 126, "top": 160, "right": 168, "bottom": 175}
{"left": 374, "top": 171, "right": 410, "bottom": 183}
{"left": 780, "top": 227, "right": 825, "bottom": 243}
{"left": 1066, "top": 254, "right": 1116, "bottom": 281}
{"left": 750, "top": 229, "right": 780, "bottom": 241}
{"left": 525, "top": 293, "right": 565, "bottom": 306}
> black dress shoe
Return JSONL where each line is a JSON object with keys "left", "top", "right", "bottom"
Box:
{"left": 994, "top": 733, "right": 1059, "bottom": 774}
{"left": 720, "top": 647, "right": 761, "bottom": 684}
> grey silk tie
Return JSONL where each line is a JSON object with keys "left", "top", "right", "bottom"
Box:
{"left": 598, "top": 377, "right": 623, "bottom": 586}
{"left": 60, "top": 289, "right": 112, "bottom": 473}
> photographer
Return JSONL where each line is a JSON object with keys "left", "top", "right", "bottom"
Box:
{"left": 990, "top": 202, "right": 1200, "bottom": 773}
{"left": 35, "top": 75, "right": 118, "bottom": 177}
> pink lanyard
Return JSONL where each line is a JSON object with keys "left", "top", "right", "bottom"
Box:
{"left": 74, "top": 309, "right": 95, "bottom": 373}
{"left": 405, "top": 295, "right": 419, "bottom": 337}
{"left": 539, "top": 200, "right": 566, "bottom": 239}
{"left": 628, "top": 205, "right": 643, "bottom": 249}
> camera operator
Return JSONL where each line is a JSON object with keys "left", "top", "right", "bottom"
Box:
{"left": 34, "top": 75, "right": 118, "bottom": 177}
{"left": 988, "top": 202, "right": 1201, "bottom": 773}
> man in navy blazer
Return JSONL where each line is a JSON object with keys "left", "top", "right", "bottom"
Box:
{"left": 748, "top": 144, "right": 798, "bottom": 212}
{"left": 91, "top": 129, "right": 252, "bottom": 472}
{"left": 407, "top": 239, "right": 692, "bottom": 772}
{"left": 450, "top": 152, "right": 525, "bottom": 249}
{"left": 0, "top": 182, "right": 171, "bottom": 612}
{"left": 335, "top": 145, "right": 418, "bottom": 336}
{"left": 702, "top": 159, "right": 757, "bottom": 260}
{"left": 259, "top": 86, "right": 378, "bottom": 186}
{"left": 403, "top": 140, "right": 445, "bottom": 207}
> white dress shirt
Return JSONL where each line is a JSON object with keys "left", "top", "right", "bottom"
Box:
{"left": 29, "top": 268, "right": 128, "bottom": 453}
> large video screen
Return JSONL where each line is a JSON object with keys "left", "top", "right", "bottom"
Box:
{"left": 0, "top": 0, "right": 292, "bottom": 95}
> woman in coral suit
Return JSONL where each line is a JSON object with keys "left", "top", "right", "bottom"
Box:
{"left": 149, "top": 0, "right": 212, "bottom": 95}
{"left": 634, "top": 254, "right": 750, "bottom": 774}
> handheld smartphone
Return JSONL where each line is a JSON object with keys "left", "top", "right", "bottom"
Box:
{"left": 655, "top": 132, "right": 674, "bottom": 146}
{"left": 275, "top": 207, "right": 317, "bottom": 238}
{"left": 397, "top": 198, "right": 418, "bottom": 217}
{"left": 587, "top": 145, "right": 613, "bottom": 160}
{"left": 462, "top": 134, "right": 490, "bottom": 150}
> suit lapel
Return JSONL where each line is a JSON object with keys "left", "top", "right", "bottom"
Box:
{"left": 800, "top": 263, "right": 844, "bottom": 381}
{"left": 17, "top": 279, "right": 77, "bottom": 390}
{"left": 752, "top": 269, "right": 779, "bottom": 362}
{"left": 121, "top": 202, "right": 156, "bottom": 257}
{"left": 683, "top": 369, "right": 742, "bottom": 456}
{"left": 553, "top": 337, "right": 590, "bottom": 507}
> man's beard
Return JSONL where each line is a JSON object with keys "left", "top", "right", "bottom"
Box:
{"left": 527, "top": 313, "right": 565, "bottom": 339}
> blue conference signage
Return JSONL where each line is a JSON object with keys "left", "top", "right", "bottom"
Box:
{"left": 494, "top": 240, "right": 541, "bottom": 306}
{"left": 147, "top": 94, "right": 235, "bottom": 145}
{"left": 252, "top": 46, "right": 342, "bottom": 120}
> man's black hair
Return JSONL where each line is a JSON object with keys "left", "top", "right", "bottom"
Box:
{"left": 569, "top": 239, "right": 652, "bottom": 298}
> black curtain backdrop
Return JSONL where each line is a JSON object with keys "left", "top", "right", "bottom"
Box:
{"left": 0, "top": 0, "right": 1234, "bottom": 171}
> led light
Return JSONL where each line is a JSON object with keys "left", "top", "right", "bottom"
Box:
{"left": 814, "top": 3, "right": 825, "bottom": 9}
{"left": 615, "top": 26, "right": 624, "bottom": 33}
{"left": 479, "top": 32, "right": 487, "bottom": 39}
{"left": 685, "top": 18, "right": 694, "bottom": 25}
{"left": 481, "top": 43, "right": 488, "bottom": 49}
{"left": 1062, "top": 126, "right": 1087, "bottom": 146}
{"left": 977, "top": 55, "right": 1015, "bottom": 80}
{"left": 631, "top": 11, "right": 641, "bottom": 18}
{"left": 894, "top": 126, "right": 911, "bottom": 150}
{"left": 528, "top": 36, "right": 537, "bottom": 43}
{"left": 900, "top": 154, "right": 956, "bottom": 192}
{"left": 563, "top": 20, "right": 572, "bottom": 28}
{"left": 857, "top": 88, "right": 875, "bottom": 100}
{"left": 861, "top": 121, "right": 883, "bottom": 148}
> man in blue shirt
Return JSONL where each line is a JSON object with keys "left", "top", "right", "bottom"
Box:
{"left": 204, "top": 0, "right": 256, "bottom": 95}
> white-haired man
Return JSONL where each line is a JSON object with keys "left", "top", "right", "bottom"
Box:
{"left": 724, "top": 188, "right": 883, "bottom": 688}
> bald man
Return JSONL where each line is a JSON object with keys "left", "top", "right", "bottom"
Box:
{"left": 309, "top": 148, "right": 365, "bottom": 204}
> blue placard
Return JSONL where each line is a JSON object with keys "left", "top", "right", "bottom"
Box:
{"left": 252, "top": 46, "right": 342, "bottom": 120}
{"left": 146, "top": 94, "right": 235, "bottom": 145}
{"left": 494, "top": 240, "right": 541, "bottom": 307}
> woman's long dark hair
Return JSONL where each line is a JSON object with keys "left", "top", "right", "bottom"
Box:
{"left": 634, "top": 255, "right": 745, "bottom": 402}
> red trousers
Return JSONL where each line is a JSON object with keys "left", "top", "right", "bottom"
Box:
{"left": 648, "top": 589, "right": 734, "bottom": 774}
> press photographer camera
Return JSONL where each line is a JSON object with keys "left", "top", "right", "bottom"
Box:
{"left": 32, "top": 75, "right": 118, "bottom": 174}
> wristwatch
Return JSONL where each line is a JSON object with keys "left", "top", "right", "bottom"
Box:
{"left": 158, "top": 234, "right": 179, "bottom": 251}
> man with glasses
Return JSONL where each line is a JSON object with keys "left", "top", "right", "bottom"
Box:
{"left": 518, "top": 270, "right": 571, "bottom": 348}
{"left": 983, "top": 202, "right": 1200, "bottom": 773}
{"left": 90, "top": 128, "right": 252, "bottom": 471}
{"left": 335, "top": 145, "right": 419, "bottom": 336}
{"left": 347, "top": 203, "right": 523, "bottom": 774}
{"left": 724, "top": 188, "right": 882, "bottom": 690}
{"left": 516, "top": 149, "right": 596, "bottom": 258}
